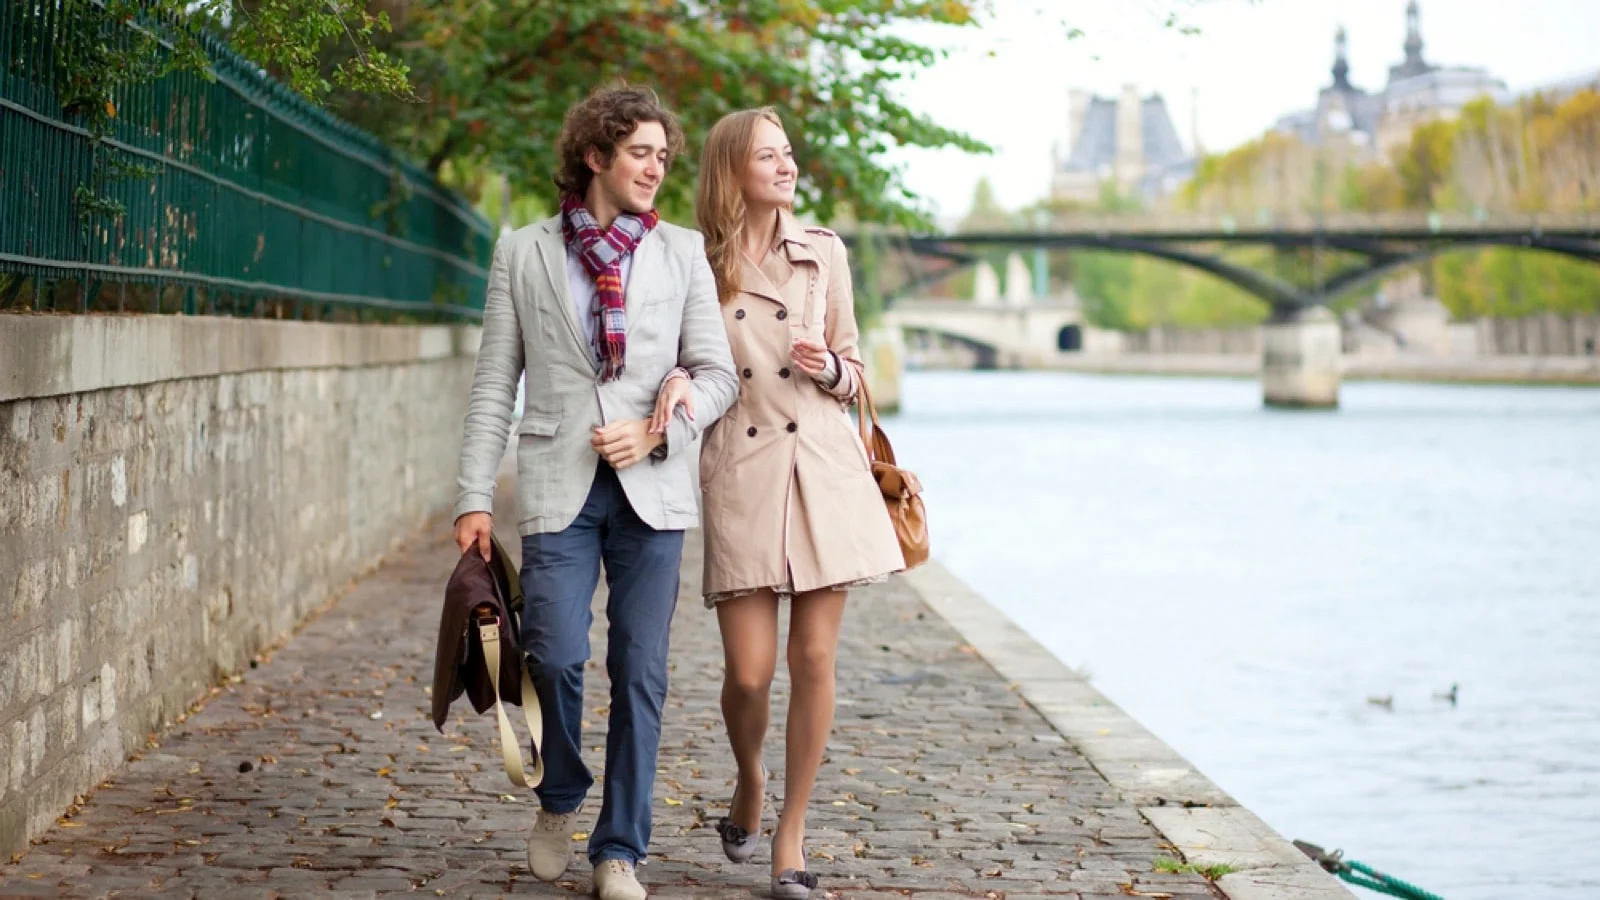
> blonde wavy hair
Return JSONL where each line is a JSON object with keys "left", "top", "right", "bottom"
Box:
{"left": 696, "top": 108, "right": 791, "bottom": 304}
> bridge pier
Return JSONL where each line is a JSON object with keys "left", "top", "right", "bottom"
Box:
{"left": 1261, "top": 307, "right": 1341, "bottom": 408}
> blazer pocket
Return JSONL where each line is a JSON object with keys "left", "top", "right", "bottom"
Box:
{"left": 517, "top": 414, "right": 561, "bottom": 437}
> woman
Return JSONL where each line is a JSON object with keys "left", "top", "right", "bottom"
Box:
{"left": 651, "top": 108, "right": 903, "bottom": 897}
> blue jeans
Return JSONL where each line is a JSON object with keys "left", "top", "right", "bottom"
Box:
{"left": 519, "top": 461, "right": 684, "bottom": 866}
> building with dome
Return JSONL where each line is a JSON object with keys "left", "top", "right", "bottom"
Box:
{"left": 1273, "top": 2, "right": 1510, "bottom": 158}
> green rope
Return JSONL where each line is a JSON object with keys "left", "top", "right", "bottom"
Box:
{"left": 1342, "top": 858, "right": 1447, "bottom": 900}
{"left": 1292, "top": 840, "right": 1446, "bottom": 900}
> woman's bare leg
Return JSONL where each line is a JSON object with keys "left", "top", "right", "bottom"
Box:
{"left": 772, "top": 587, "right": 848, "bottom": 875}
{"left": 715, "top": 589, "right": 780, "bottom": 831}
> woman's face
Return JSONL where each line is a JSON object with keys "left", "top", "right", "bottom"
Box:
{"left": 740, "top": 118, "right": 797, "bottom": 209}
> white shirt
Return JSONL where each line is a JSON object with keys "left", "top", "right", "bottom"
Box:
{"left": 567, "top": 248, "right": 632, "bottom": 351}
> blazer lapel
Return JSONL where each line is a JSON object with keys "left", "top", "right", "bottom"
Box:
{"left": 624, "top": 230, "right": 662, "bottom": 335}
{"left": 533, "top": 219, "right": 595, "bottom": 368}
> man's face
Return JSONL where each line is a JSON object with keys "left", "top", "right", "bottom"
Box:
{"left": 589, "top": 121, "right": 669, "bottom": 214}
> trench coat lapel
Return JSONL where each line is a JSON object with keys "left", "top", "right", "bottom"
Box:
{"left": 739, "top": 255, "right": 787, "bottom": 308}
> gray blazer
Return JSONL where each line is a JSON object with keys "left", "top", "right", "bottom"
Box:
{"left": 454, "top": 216, "right": 738, "bottom": 535}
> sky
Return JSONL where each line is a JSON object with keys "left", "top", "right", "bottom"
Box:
{"left": 884, "top": 0, "right": 1600, "bottom": 225}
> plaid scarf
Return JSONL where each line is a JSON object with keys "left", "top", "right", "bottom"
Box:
{"left": 560, "top": 193, "right": 660, "bottom": 382}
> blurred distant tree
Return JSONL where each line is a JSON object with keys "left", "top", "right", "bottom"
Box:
{"left": 960, "top": 177, "right": 1016, "bottom": 231}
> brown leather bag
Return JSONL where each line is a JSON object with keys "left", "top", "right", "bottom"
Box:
{"left": 855, "top": 373, "right": 929, "bottom": 569}
{"left": 431, "top": 534, "right": 544, "bottom": 788}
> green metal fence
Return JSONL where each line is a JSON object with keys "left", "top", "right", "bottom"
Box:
{"left": 0, "top": 2, "right": 491, "bottom": 319}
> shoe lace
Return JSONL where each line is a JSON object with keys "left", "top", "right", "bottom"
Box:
{"left": 537, "top": 809, "right": 576, "bottom": 832}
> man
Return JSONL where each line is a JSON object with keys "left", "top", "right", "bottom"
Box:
{"left": 453, "top": 86, "right": 738, "bottom": 900}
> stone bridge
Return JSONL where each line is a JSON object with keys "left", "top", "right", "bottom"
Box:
{"left": 882, "top": 299, "right": 1086, "bottom": 369}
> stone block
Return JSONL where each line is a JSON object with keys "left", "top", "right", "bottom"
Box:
{"left": 0, "top": 631, "right": 37, "bottom": 712}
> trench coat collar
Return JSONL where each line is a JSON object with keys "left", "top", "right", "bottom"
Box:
{"left": 776, "top": 208, "right": 822, "bottom": 266}
{"left": 738, "top": 208, "right": 820, "bottom": 308}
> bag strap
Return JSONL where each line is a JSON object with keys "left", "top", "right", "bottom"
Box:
{"left": 855, "top": 371, "right": 879, "bottom": 458}
{"left": 476, "top": 616, "right": 544, "bottom": 789}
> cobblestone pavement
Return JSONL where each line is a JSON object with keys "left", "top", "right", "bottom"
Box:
{"left": 1, "top": 485, "right": 1220, "bottom": 900}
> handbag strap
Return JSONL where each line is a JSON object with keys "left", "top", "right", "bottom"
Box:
{"left": 858, "top": 370, "right": 902, "bottom": 466}
{"left": 476, "top": 618, "right": 545, "bottom": 789}
{"left": 855, "top": 368, "right": 876, "bottom": 455}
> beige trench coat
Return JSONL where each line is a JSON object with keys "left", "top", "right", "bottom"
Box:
{"left": 699, "top": 211, "right": 905, "bottom": 597}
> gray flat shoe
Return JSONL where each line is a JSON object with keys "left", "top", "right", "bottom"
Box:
{"left": 716, "top": 765, "right": 767, "bottom": 863}
{"left": 771, "top": 868, "right": 818, "bottom": 899}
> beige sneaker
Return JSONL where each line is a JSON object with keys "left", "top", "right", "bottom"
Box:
{"left": 592, "top": 859, "right": 647, "bottom": 900}
{"left": 526, "top": 807, "right": 582, "bottom": 881}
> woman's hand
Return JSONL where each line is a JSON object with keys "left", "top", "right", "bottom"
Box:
{"left": 649, "top": 374, "right": 694, "bottom": 435}
{"left": 790, "top": 338, "right": 830, "bottom": 377}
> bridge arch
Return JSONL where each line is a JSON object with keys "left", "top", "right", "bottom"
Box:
{"left": 896, "top": 325, "right": 1002, "bottom": 369}
{"left": 1057, "top": 323, "right": 1083, "bottom": 351}
{"left": 882, "top": 300, "right": 1083, "bottom": 367}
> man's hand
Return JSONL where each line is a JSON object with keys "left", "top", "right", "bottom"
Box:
{"left": 455, "top": 512, "right": 493, "bottom": 561}
{"left": 592, "top": 419, "right": 664, "bottom": 470}
{"left": 790, "top": 338, "right": 830, "bottom": 377}
{"left": 649, "top": 375, "right": 695, "bottom": 436}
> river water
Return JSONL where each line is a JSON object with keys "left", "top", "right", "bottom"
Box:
{"left": 886, "top": 370, "right": 1600, "bottom": 899}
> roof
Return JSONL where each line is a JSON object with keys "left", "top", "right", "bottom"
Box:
{"left": 1061, "top": 94, "right": 1191, "bottom": 174}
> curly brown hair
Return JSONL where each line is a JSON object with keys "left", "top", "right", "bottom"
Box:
{"left": 553, "top": 85, "right": 686, "bottom": 198}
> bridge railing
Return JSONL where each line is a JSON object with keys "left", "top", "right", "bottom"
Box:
{"left": 0, "top": 2, "right": 492, "bottom": 319}
{"left": 865, "top": 210, "right": 1600, "bottom": 241}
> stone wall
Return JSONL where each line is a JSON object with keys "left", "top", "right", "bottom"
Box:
{"left": 0, "top": 315, "right": 481, "bottom": 857}
{"left": 1121, "top": 324, "right": 1262, "bottom": 355}
{"left": 1463, "top": 313, "right": 1600, "bottom": 357}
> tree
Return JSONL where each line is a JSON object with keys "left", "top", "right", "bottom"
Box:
{"left": 959, "top": 177, "right": 1013, "bottom": 231}
{"left": 47, "top": 0, "right": 408, "bottom": 126}
{"left": 327, "top": 0, "right": 990, "bottom": 226}
{"left": 48, "top": 1, "right": 988, "bottom": 228}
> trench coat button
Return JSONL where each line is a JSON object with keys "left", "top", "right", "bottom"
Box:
{"left": 735, "top": 308, "right": 746, "bottom": 320}
{"left": 786, "top": 422, "right": 798, "bottom": 433}
{"left": 746, "top": 426, "right": 758, "bottom": 437}
{"left": 742, "top": 368, "right": 753, "bottom": 379}
{"left": 779, "top": 367, "right": 792, "bottom": 378}
{"left": 776, "top": 309, "right": 788, "bottom": 321}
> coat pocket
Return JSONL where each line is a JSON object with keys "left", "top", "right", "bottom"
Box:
{"left": 517, "top": 414, "right": 561, "bottom": 437}
{"left": 699, "top": 419, "right": 735, "bottom": 487}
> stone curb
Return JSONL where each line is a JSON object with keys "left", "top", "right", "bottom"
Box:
{"left": 0, "top": 314, "right": 483, "bottom": 402}
{"left": 901, "top": 562, "right": 1356, "bottom": 900}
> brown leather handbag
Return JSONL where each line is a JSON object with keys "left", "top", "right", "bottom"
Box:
{"left": 855, "top": 373, "right": 929, "bottom": 569}
{"left": 431, "top": 534, "right": 543, "bottom": 789}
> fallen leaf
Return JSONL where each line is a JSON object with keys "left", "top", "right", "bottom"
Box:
{"left": 572, "top": 832, "right": 589, "bottom": 841}
{"left": 377, "top": 767, "right": 393, "bottom": 777}
{"left": 663, "top": 798, "right": 683, "bottom": 807}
